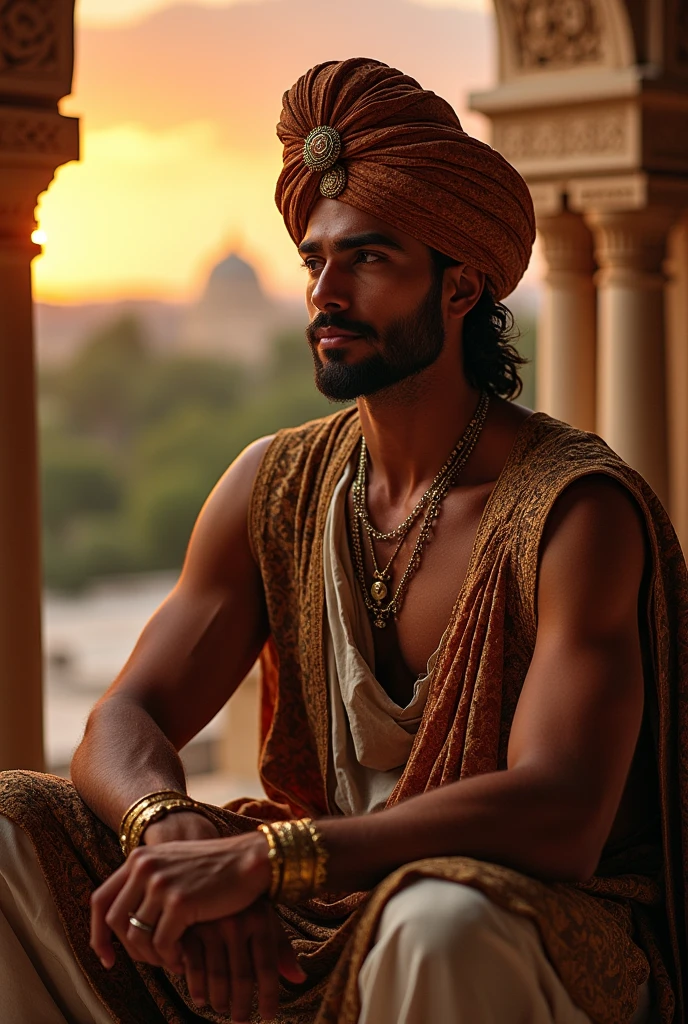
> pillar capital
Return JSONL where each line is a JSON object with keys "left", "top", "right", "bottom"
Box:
{"left": 0, "top": 108, "right": 79, "bottom": 251}
{"left": 537, "top": 209, "right": 596, "bottom": 279}
{"left": 584, "top": 206, "right": 679, "bottom": 286}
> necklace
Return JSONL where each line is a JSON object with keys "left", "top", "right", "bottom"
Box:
{"left": 351, "top": 393, "right": 490, "bottom": 629}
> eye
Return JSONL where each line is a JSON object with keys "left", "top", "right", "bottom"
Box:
{"left": 301, "top": 257, "right": 322, "bottom": 273}
{"left": 355, "top": 250, "right": 383, "bottom": 264}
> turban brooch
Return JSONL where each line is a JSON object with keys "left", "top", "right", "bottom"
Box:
{"left": 275, "top": 58, "right": 536, "bottom": 300}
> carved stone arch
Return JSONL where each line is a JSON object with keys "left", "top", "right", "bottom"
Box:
{"left": 492, "top": 0, "right": 636, "bottom": 79}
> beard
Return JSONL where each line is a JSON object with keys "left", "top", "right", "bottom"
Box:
{"left": 306, "top": 276, "right": 445, "bottom": 402}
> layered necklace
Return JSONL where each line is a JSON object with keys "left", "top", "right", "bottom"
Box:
{"left": 351, "top": 392, "right": 490, "bottom": 629}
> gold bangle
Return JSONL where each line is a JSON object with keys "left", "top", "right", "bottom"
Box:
{"left": 265, "top": 818, "right": 329, "bottom": 905}
{"left": 118, "top": 791, "right": 211, "bottom": 856}
{"left": 257, "top": 824, "right": 284, "bottom": 900}
{"left": 120, "top": 790, "right": 183, "bottom": 849}
{"left": 305, "top": 819, "right": 329, "bottom": 893}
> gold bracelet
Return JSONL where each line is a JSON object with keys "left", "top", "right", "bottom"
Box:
{"left": 305, "top": 819, "right": 329, "bottom": 893}
{"left": 120, "top": 790, "right": 182, "bottom": 848}
{"left": 257, "top": 824, "right": 285, "bottom": 900}
{"left": 119, "top": 791, "right": 211, "bottom": 856}
{"left": 263, "top": 818, "right": 329, "bottom": 904}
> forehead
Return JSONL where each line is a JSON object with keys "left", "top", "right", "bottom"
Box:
{"left": 302, "top": 198, "right": 422, "bottom": 252}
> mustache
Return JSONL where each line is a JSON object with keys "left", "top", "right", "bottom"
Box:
{"left": 306, "top": 311, "right": 378, "bottom": 345}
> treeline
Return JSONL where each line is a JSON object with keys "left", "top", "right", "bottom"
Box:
{"left": 40, "top": 309, "right": 536, "bottom": 593}
{"left": 40, "top": 316, "right": 334, "bottom": 591}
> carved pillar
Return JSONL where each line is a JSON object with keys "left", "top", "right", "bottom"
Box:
{"left": 0, "top": 2, "right": 79, "bottom": 770}
{"left": 585, "top": 208, "right": 675, "bottom": 503}
{"left": 665, "top": 214, "right": 688, "bottom": 551}
{"left": 536, "top": 211, "right": 596, "bottom": 430}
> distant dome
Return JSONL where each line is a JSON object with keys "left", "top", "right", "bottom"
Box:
{"left": 201, "top": 252, "right": 266, "bottom": 311}
{"left": 208, "top": 253, "right": 258, "bottom": 286}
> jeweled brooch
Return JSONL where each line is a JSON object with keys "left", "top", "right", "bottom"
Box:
{"left": 303, "top": 125, "right": 348, "bottom": 199}
{"left": 303, "top": 126, "right": 341, "bottom": 171}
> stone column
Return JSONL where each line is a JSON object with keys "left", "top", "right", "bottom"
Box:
{"left": 0, "top": 173, "right": 45, "bottom": 771}
{"left": 536, "top": 211, "right": 596, "bottom": 431}
{"left": 0, "top": 150, "right": 71, "bottom": 770}
{"left": 0, "top": 0, "right": 79, "bottom": 770}
{"left": 585, "top": 208, "right": 675, "bottom": 504}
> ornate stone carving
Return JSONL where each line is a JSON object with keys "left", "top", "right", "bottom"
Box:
{"left": 0, "top": 112, "right": 59, "bottom": 154}
{"left": 499, "top": 109, "right": 625, "bottom": 162}
{"left": 493, "top": 103, "right": 634, "bottom": 178}
{"left": 0, "top": 0, "right": 57, "bottom": 75}
{"left": 507, "top": 0, "right": 601, "bottom": 69}
{"left": 0, "top": 107, "right": 77, "bottom": 165}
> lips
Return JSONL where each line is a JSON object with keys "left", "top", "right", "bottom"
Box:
{"left": 316, "top": 329, "right": 363, "bottom": 348}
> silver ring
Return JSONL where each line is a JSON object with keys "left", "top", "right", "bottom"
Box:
{"left": 128, "top": 914, "right": 155, "bottom": 934}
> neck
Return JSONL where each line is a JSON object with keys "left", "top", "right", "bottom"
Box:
{"left": 356, "top": 350, "right": 482, "bottom": 503}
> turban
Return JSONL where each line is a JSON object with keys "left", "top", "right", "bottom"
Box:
{"left": 275, "top": 58, "right": 536, "bottom": 301}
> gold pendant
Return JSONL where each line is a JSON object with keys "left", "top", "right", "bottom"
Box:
{"left": 371, "top": 579, "right": 388, "bottom": 603}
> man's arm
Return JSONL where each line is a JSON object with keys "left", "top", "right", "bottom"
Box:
{"left": 71, "top": 435, "right": 273, "bottom": 840}
{"left": 319, "top": 474, "right": 647, "bottom": 887}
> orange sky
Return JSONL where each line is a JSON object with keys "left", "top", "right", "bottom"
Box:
{"left": 34, "top": 0, "right": 500, "bottom": 305}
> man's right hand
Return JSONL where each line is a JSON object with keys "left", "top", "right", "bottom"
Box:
{"left": 136, "top": 811, "right": 306, "bottom": 1019}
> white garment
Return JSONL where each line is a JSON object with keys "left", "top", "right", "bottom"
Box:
{"left": 323, "top": 459, "right": 444, "bottom": 816}
{"left": 0, "top": 813, "right": 112, "bottom": 1024}
{"left": 358, "top": 879, "right": 651, "bottom": 1024}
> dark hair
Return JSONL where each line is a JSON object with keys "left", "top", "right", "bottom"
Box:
{"left": 430, "top": 249, "right": 526, "bottom": 400}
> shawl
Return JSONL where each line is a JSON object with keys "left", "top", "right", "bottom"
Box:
{"left": 275, "top": 58, "right": 536, "bottom": 301}
{"left": 0, "top": 409, "right": 686, "bottom": 1024}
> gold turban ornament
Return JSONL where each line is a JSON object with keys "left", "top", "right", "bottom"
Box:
{"left": 276, "top": 58, "right": 536, "bottom": 301}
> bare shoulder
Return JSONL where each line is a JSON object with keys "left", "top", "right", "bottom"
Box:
{"left": 179, "top": 435, "right": 275, "bottom": 592}
{"left": 538, "top": 474, "right": 647, "bottom": 631}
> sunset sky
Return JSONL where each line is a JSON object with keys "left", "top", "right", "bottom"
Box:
{"left": 35, "top": 0, "right": 499, "bottom": 305}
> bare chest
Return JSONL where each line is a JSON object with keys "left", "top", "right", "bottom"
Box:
{"left": 347, "top": 481, "right": 494, "bottom": 706}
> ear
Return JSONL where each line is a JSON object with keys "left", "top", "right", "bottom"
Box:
{"left": 444, "top": 264, "right": 485, "bottom": 320}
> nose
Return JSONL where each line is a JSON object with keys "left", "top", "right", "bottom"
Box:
{"left": 309, "top": 261, "right": 351, "bottom": 313}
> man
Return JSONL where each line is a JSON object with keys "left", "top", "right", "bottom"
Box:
{"left": 0, "top": 57, "right": 685, "bottom": 1024}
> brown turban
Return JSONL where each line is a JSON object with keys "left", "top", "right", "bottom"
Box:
{"left": 275, "top": 58, "right": 536, "bottom": 301}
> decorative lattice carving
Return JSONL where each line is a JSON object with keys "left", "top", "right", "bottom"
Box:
{"left": 0, "top": 111, "right": 61, "bottom": 154}
{"left": 497, "top": 107, "right": 627, "bottom": 164}
{"left": 508, "top": 0, "right": 601, "bottom": 69}
{"left": 0, "top": 0, "right": 57, "bottom": 75}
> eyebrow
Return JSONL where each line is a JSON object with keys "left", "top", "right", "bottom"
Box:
{"left": 298, "top": 231, "right": 406, "bottom": 255}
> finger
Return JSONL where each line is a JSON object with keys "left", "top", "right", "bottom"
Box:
{"left": 153, "top": 889, "right": 195, "bottom": 965}
{"left": 103, "top": 850, "right": 155, "bottom": 950}
{"left": 222, "top": 917, "right": 255, "bottom": 1024}
{"left": 276, "top": 921, "right": 307, "bottom": 984}
{"left": 124, "top": 913, "right": 165, "bottom": 968}
{"left": 198, "top": 925, "right": 230, "bottom": 1015}
{"left": 250, "top": 912, "right": 280, "bottom": 1023}
{"left": 106, "top": 877, "right": 163, "bottom": 965}
{"left": 182, "top": 929, "right": 207, "bottom": 1009}
{"left": 90, "top": 865, "right": 131, "bottom": 967}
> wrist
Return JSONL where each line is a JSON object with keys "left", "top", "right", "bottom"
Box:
{"left": 243, "top": 831, "right": 273, "bottom": 896}
{"left": 143, "top": 810, "right": 219, "bottom": 845}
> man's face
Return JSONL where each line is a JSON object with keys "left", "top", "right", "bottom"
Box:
{"left": 301, "top": 200, "right": 445, "bottom": 401}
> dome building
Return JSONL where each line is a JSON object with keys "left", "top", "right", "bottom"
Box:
{"left": 179, "top": 252, "right": 287, "bottom": 365}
